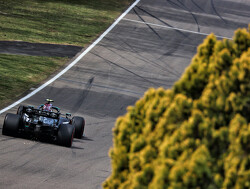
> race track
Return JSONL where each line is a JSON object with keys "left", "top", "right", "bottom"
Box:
{"left": 0, "top": 0, "right": 249, "bottom": 188}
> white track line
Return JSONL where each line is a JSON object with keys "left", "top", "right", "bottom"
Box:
{"left": 0, "top": 0, "right": 141, "bottom": 115}
{"left": 123, "top": 18, "right": 232, "bottom": 40}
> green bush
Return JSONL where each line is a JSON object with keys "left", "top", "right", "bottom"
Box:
{"left": 103, "top": 26, "right": 250, "bottom": 189}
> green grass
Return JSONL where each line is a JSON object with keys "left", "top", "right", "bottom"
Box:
{"left": 0, "top": 54, "right": 68, "bottom": 108}
{"left": 0, "top": 0, "right": 133, "bottom": 45}
{"left": 0, "top": 0, "right": 133, "bottom": 108}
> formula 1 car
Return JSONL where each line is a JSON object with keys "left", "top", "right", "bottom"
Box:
{"left": 2, "top": 102, "right": 85, "bottom": 147}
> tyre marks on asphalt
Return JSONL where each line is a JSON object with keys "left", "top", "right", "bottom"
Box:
{"left": 91, "top": 52, "right": 160, "bottom": 87}
{"left": 210, "top": 0, "right": 227, "bottom": 24}
{"left": 1, "top": 0, "right": 250, "bottom": 188}
{"left": 101, "top": 36, "right": 183, "bottom": 81}
{"left": 71, "top": 76, "right": 94, "bottom": 114}
{"left": 134, "top": 5, "right": 189, "bottom": 38}
{"left": 177, "top": 0, "right": 200, "bottom": 32}
{"left": 190, "top": 0, "right": 205, "bottom": 12}
{"left": 33, "top": 157, "right": 63, "bottom": 188}
{"left": 133, "top": 8, "right": 163, "bottom": 39}
{"left": 122, "top": 18, "right": 232, "bottom": 39}
{"left": 115, "top": 38, "right": 182, "bottom": 78}
{"left": 58, "top": 77, "right": 142, "bottom": 96}
{"left": 98, "top": 42, "right": 180, "bottom": 82}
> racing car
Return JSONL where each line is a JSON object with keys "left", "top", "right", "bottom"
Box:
{"left": 2, "top": 99, "right": 85, "bottom": 147}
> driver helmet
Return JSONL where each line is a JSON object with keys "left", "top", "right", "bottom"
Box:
{"left": 43, "top": 99, "right": 54, "bottom": 111}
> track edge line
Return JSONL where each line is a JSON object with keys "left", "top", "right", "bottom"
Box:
{"left": 0, "top": 0, "right": 141, "bottom": 115}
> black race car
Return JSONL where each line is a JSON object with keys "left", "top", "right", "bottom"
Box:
{"left": 2, "top": 102, "right": 85, "bottom": 147}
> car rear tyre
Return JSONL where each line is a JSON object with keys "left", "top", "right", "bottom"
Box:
{"left": 2, "top": 113, "right": 20, "bottom": 136}
{"left": 57, "top": 124, "right": 75, "bottom": 147}
{"left": 72, "top": 116, "right": 85, "bottom": 139}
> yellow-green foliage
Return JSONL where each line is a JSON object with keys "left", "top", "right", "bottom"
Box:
{"left": 103, "top": 26, "right": 250, "bottom": 189}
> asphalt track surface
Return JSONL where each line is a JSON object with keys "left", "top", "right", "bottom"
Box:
{"left": 0, "top": 0, "right": 249, "bottom": 188}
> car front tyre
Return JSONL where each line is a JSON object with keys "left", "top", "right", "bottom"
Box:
{"left": 72, "top": 116, "right": 85, "bottom": 139}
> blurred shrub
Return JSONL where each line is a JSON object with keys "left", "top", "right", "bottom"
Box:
{"left": 103, "top": 26, "right": 250, "bottom": 189}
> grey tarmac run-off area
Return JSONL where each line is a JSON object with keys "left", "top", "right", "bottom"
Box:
{"left": 0, "top": 41, "right": 82, "bottom": 57}
{"left": 0, "top": 0, "right": 249, "bottom": 188}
